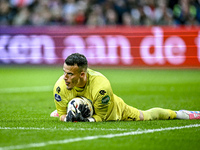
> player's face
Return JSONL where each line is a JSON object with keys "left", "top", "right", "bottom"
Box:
{"left": 63, "top": 63, "right": 82, "bottom": 90}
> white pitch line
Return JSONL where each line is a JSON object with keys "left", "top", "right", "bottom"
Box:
{"left": 0, "top": 126, "right": 129, "bottom": 131}
{"left": 0, "top": 124, "right": 199, "bottom": 150}
{"left": 0, "top": 86, "right": 53, "bottom": 93}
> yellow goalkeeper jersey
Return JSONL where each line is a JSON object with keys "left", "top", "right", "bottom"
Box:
{"left": 53, "top": 68, "right": 140, "bottom": 122}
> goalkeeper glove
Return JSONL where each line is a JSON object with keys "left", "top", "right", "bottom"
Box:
{"left": 65, "top": 110, "right": 76, "bottom": 122}
{"left": 78, "top": 104, "right": 91, "bottom": 118}
{"left": 65, "top": 101, "right": 95, "bottom": 122}
{"left": 75, "top": 112, "right": 95, "bottom": 122}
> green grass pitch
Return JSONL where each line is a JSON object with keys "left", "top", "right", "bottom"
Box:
{"left": 0, "top": 66, "right": 200, "bottom": 150}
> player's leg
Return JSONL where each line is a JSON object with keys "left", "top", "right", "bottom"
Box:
{"left": 142, "top": 108, "right": 200, "bottom": 120}
{"left": 120, "top": 101, "right": 172, "bottom": 121}
{"left": 121, "top": 103, "right": 142, "bottom": 121}
{"left": 142, "top": 108, "right": 177, "bottom": 120}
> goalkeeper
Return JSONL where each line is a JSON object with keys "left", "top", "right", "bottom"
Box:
{"left": 51, "top": 53, "right": 200, "bottom": 122}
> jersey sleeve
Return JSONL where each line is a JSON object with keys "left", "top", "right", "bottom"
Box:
{"left": 53, "top": 76, "right": 68, "bottom": 120}
{"left": 91, "top": 77, "right": 114, "bottom": 122}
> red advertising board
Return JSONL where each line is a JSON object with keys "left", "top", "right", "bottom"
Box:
{"left": 0, "top": 26, "right": 200, "bottom": 68}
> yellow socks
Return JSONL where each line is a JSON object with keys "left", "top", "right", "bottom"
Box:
{"left": 142, "top": 108, "right": 177, "bottom": 121}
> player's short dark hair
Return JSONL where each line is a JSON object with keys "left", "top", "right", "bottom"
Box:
{"left": 65, "top": 53, "right": 88, "bottom": 72}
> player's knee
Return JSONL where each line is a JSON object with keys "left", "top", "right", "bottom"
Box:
{"left": 139, "top": 110, "right": 144, "bottom": 121}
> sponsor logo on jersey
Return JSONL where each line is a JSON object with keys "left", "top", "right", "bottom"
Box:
{"left": 102, "top": 95, "right": 110, "bottom": 104}
{"left": 55, "top": 94, "right": 62, "bottom": 102}
{"left": 56, "top": 86, "right": 61, "bottom": 93}
{"left": 99, "top": 90, "right": 106, "bottom": 95}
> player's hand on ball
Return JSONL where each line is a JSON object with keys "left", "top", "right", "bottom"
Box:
{"left": 78, "top": 104, "right": 91, "bottom": 118}
{"left": 66, "top": 103, "right": 90, "bottom": 122}
{"left": 75, "top": 112, "right": 89, "bottom": 122}
{"left": 66, "top": 97, "right": 94, "bottom": 122}
{"left": 66, "top": 104, "right": 90, "bottom": 122}
{"left": 66, "top": 110, "right": 76, "bottom": 122}
{"left": 66, "top": 110, "right": 89, "bottom": 122}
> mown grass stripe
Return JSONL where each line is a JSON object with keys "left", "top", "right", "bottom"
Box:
{"left": 0, "top": 124, "right": 199, "bottom": 150}
{"left": 0, "top": 86, "right": 53, "bottom": 93}
{"left": 0, "top": 126, "right": 129, "bottom": 131}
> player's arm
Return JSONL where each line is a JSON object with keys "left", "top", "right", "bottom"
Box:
{"left": 54, "top": 96, "right": 67, "bottom": 121}
{"left": 92, "top": 80, "right": 114, "bottom": 122}
{"left": 53, "top": 81, "right": 68, "bottom": 121}
{"left": 92, "top": 93, "right": 112, "bottom": 122}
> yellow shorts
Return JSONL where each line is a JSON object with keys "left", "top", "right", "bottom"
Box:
{"left": 105, "top": 95, "right": 140, "bottom": 121}
{"left": 116, "top": 97, "right": 140, "bottom": 121}
{"left": 121, "top": 103, "right": 141, "bottom": 121}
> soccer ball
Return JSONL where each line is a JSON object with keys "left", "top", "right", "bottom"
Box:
{"left": 67, "top": 96, "right": 93, "bottom": 117}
